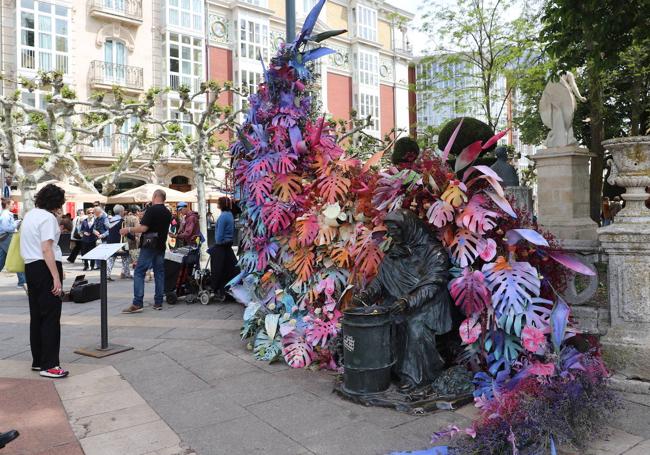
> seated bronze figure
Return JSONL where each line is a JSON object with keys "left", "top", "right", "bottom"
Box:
{"left": 354, "top": 209, "right": 454, "bottom": 391}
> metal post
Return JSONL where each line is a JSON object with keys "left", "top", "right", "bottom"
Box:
{"left": 100, "top": 259, "right": 108, "bottom": 349}
{"left": 286, "top": 0, "right": 296, "bottom": 43}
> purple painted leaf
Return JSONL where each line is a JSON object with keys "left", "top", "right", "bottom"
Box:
{"left": 548, "top": 252, "right": 597, "bottom": 276}
{"left": 310, "top": 117, "right": 325, "bottom": 146}
{"left": 261, "top": 201, "right": 294, "bottom": 235}
{"left": 427, "top": 199, "right": 455, "bottom": 228}
{"left": 550, "top": 297, "right": 570, "bottom": 353}
{"left": 454, "top": 140, "right": 483, "bottom": 173}
{"left": 505, "top": 229, "right": 550, "bottom": 247}
{"left": 442, "top": 118, "right": 464, "bottom": 162}
{"left": 304, "top": 47, "right": 336, "bottom": 62}
{"left": 482, "top": 129, "right": 509, "bottom": 150}
{"left": 484, "top": 189, "right": 516, "bottom": 218}
{"left": 482, "top": 257, "right": 541, "bottom": 317}
{"left": 297, "top": 0, "right": 326, "bottom": 43}
{"left": 249, "top": 176, "right": 273, "bottom": 205}
{"left": 449, "top": 229, "right": 482, "bottom": 268}
{"left": 449, "top": 268, "right": 491, "bottom": 316}
{"left": 289, "top": 125, "right": 303, "bottom": 153}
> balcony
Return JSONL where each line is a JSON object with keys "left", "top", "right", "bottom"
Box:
{"left": 88, "top": 0, "right": 143, "bottom": 25}
{"left": 89, "top": 60, "right": 144, "bottom": 93}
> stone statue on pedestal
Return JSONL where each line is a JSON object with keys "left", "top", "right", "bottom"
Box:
{"left": 490, "top": 146, "right": 519, "bottom": 187}
{"left": 539, "top": 71, "right": 587, "bottom": 148}
{"left": 354, "top": 209, "right": 453, "bottom": 391}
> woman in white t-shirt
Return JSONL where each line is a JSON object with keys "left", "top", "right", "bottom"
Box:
{"left": 20, "top": 184, "right": 69, "bottom": 379}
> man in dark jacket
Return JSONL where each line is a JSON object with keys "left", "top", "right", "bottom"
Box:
{"left": 173, "top": 202, "right": 201, "bottom": 247}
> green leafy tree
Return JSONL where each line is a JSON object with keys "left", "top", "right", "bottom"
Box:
{"left": 0, "top": 71, "right": 154, "bottom": 209}
{"left": 419, "top": 0, "right": 543, "bottom": 131}
{"left": 540, "top": 0, "right": 650, "bottom": 221}
{"left": 146, "top": 81, "right": 242, "bottom": 250}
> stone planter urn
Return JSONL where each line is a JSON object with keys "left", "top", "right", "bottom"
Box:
{"left": 603, "top": 136, "right": 650, "bottom": 222}
{"left": 599, "top": 136, "right": 650, "bottom": 381}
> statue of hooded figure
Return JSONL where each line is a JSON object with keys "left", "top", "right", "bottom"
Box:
{"left": 355, "top": 209, "right": 453, "bottom": 391}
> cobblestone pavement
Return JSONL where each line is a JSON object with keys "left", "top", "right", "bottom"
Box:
{"left": 1, "top": 264, "right": 649, "bottom": 455}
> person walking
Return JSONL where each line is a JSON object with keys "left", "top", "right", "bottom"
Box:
{"left": 80, "top": 208, "right": 97, "bottom": 270}
{"left": 209, "top": 197, "right": 238, "bottom": 302}
{"left": 106, "top": 204, "right": 132, "bottom": 281}
{"left": 67, "top": 209, "right": 86, "bottom": 263}
{"left": 20, "top": 183, "right": 68, "bottom": 378}
{"left": 0, "top": 198, "right": 26, "bottom": 288}
{"left": 120, "top": 190, "right": 172, "bottom": 313}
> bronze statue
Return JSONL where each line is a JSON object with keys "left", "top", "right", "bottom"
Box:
{"left": 490, "top": 146, "right": 520, "bottom": 187}
{"left": 354, "top": 209, "right": 453, "bottom": 391}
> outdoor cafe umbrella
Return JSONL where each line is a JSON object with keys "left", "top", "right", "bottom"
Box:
{"left": 10, "top": 179, "right": 108, "bottom": 204}
{"left": 186, "top": 188, "right": 227, "bottom": 202}
{"left": 107, "top": 183, "right": 197, "bottom": 204}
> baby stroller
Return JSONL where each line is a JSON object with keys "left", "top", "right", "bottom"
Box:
{"left": 164, "top": 246, "right": 206, "bottom": 305}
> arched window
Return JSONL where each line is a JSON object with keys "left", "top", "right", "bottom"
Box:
{"left": 170, "top": 175, "right": 191, "bottom": 192}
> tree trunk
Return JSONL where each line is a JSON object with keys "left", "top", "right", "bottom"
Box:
{"left": 193, "top": 159, "right": 209, "bottom": 257}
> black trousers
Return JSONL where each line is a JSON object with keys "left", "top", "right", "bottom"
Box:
{"left": 209, "top": 243, "right": 238, "bottom": 294}
{"left": 67, "top": 240, "right": 82, "bottom": 262}
{"left": 80, "top": 241, "right": 96, "bottom": 269}
{"left": 25, "top": 260, "right": 63, "bottom": 370}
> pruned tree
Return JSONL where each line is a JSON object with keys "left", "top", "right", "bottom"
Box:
{"left": 419, "top": 0, "right": 543, "bottom": 131}
{"left": 147, "top": 81, "right": 242, "bottom": 250}
{"left": 0, "top": 71, "right": 160, "bottom": 209}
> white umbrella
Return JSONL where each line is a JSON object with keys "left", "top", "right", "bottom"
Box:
{"left": 11, "top": 179, "right": 107, "bottom": 203}
{"left": 186, "top": 188, "right": 227, "bottom": 202}
{"left": 108, "top": 183, "right": 197, "bottom": 204}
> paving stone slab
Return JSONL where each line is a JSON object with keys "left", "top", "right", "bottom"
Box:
{"left": 210, "top": 370, "right": 294, "bottom": 407}
{"left": 587, "top": 427, "right": 644, "bottom": 455}
{"left": 182, "top": 352, "right": 258, "bottom": 383}
{"left": 80, "top": 419, "right": 183, "bottom": 455}
{"left": 63, "top": 385, "right": 147, "bottom": 420}
{"left": 149, "top": 339, "right": 226, "bottom": 364}
{"left": 70, "top": 402, "right": 160, "bottom": 439}
{"left": 178, "top": 415, "right": 313, "bottom": 455}
{"left": 623, "top": 439, "right": 650, "bottom": 455}
{"left": 154, "top": 387, "right": 251, "bottom": 432}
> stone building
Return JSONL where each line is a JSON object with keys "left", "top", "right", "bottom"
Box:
{"left": 0, "top": 0, "right": 414, "bottom": 194}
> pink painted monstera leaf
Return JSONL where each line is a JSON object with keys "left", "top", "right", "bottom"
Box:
{"left": 449, "top": 268, "right": 492, "bottom": 316}
{"left": 282, "top": 332, "right": 314, "bottom": 368}
{"left": 427, "top": 199, "right": 455, "bottom": 228}
{"left": 456, "top": 194, "right": 498, "bottom": 234}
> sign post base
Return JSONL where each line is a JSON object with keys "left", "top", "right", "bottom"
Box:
{"left": 75, "top": 344, "right": 134, "bottom": 358}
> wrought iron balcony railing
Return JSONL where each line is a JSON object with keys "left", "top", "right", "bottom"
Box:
{"left": 88, "top": 0, "right": 143, "bottom": 24}
{"left": 89, "top": 60, "right": 144, "bottom": 92}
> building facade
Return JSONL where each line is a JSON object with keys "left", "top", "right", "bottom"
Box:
{"left": 0, "top": 0, "right": 414, "bottom": 194}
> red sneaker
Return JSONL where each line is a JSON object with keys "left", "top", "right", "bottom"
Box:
{"left": 39, "top": 367, "right": 69, "bottom": 378}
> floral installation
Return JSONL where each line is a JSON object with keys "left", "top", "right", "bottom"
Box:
{"left": 229, "top": 1, "right": 616, "bottom": 453}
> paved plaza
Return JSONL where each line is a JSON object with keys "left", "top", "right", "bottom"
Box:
{"left": 0, "top": 263, "right": 649, "bottom": 455}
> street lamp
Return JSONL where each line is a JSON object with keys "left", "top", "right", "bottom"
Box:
{"left": 286, "top": 0, "right": 295, "bottom": 42}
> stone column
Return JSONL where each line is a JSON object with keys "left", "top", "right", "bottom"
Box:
{"left": 597, "top": 136, "right": 650, "bottom": 381}
{"left": 532, "top": 146, "right": 598, "bottom": 241}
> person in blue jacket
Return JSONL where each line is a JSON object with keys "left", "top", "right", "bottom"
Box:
{"left": 209, "top": 197, "right": 238, "bottom": 302}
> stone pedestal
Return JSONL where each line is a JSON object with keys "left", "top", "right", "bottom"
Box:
{"left": 599, "top": 223, "right": 650, "bottom": 380}
{"left": 504, "top": 186, "right": 533, "bottom": 215}
{"left": 532, "top": 146, "right": 598, "bottom": 241}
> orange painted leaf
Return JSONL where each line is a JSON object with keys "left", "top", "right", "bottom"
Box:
{"left": 287, "top": 249, "right": 315, "bottom": 283}
{"left": 317, "top": 172, "right": 351, "bottom": 204}
{"left": 273, "top": 174, "right": 302, "bottom": 202}
{"left": 362, "top": 149, "right": 385, "bottom": 173}
{"left": 330, "top": 246, "right": 351, "bottom": 268}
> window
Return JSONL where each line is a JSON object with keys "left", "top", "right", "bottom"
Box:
{"left": 238, "top": 69, "right": 262, "bottom": 96}
{"left": 298, "top": 0, "right": 317, "bottom": 15}
{"left": 241, "top": 0, "right": 267, "bottom": 6}
{"left": 358, "top": 92, "right": 379, "bottom": 132}
{"left": 238, "top": 19, "right": 269, "bottom": 61}
{"left": 356, "top": 5, "right": 377, "bottom": 42}
{"left": 19, "top": 0, "right": 69, "bottom": 73}
{"left": 104, "top": 39, "right": 127, "bottom": 83}
{"left": 358, "top": 51, "right": 378, "bottom": 86}
{"left": 168, "top": 99, "right": 203, "bottom": 138}
{"left": 167, "top": 0, "right": 203, "bottom": 33}
{"left": 167, "top": 32, "right": 203, "bottom": 92}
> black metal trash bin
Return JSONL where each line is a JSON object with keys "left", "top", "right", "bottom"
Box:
{"left": 342, "top": 306, "right": 393, "bottom": 395}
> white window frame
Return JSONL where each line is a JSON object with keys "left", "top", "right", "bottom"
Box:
{"left": 358, "top": 91, "right": 379, "bottom": 133}
{"left": 356, "top": 5, "right": 377, "bottom": 42}
{"left": 237, "top": 17, "right": 269, "bottom": 61}
{"left": 18, "top": 0, "right": 69, "bottom": 74}
{"left": 241, "top": 0, "right": 268, "bottom": 7}
{"left": 167, "top": 32, "right": 204, "bottom": 93}
{"left": 103, "top": 39, "right": 128, "bottom": 85}
{"left": 167, "top": 0, "right": 204, "bottom": 34}
{"left": 297, "top": 0, "right": 317, "bottom": 15}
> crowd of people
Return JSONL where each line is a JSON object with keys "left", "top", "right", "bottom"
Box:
{"left": 0, "top": 180, "right": 239, "bottom": 380}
